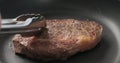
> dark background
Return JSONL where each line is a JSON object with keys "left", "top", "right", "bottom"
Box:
{"left": 0, "top": 0, "right": 120, "bottom": 19}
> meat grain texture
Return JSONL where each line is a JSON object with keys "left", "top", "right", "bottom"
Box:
{"left": 12, "top": 19, "right": 103, "bottom": 61}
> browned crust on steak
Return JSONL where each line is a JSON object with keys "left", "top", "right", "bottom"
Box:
{"left": 12, "top": 19, "right": 103, "bottom": 61}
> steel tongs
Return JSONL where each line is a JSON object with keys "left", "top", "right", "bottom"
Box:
{"left": 0, "top": 14, "right": 44, "bottom": 34}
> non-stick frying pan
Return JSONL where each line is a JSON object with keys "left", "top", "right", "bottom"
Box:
{"left": 0, "top": 0, "right": 120, "bottom": 63}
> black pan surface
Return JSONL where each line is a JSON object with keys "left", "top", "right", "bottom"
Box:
{"left": 0, "top": 0, "right": 120, "bottom": 63}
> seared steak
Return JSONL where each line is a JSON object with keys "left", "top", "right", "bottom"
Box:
{"left": 12, "top": 19, "right": 103, "bottom": 61}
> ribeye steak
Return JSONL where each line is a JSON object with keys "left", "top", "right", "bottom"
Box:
{"left": 12, "top": 19, "right": 103, "bottom": 61}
